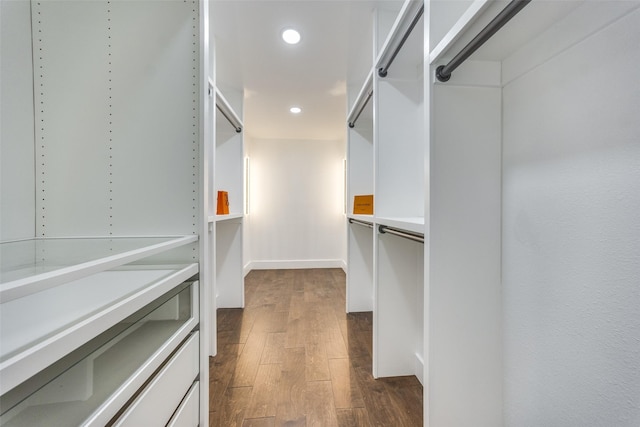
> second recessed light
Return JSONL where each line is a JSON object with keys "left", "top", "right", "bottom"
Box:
{"left": 282, "top": 28, "right": 301, "bottom": 44}
{"left": 290, "top": 106, "right": 302, "bottom": 114}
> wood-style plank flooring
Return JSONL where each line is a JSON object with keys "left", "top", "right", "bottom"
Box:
{"left": 209, "top": 269, "right": 423, "bottom": 427}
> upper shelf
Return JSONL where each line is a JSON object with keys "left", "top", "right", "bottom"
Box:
{"left": 0, "top": 235, "right": 197, "bottom": 303}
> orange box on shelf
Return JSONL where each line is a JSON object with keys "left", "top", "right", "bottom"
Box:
{"left": 353, "top": 195, "right": 373, "bottom": 215}
{"left": 216, "top": 191, "right": 229, "bottom": 215}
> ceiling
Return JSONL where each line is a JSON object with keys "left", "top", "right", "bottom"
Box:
{"left": 211, "top": 0, "right": 401, "bottom": 142}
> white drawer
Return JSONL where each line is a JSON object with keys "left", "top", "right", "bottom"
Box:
{"left": 114, "top": 332, "right": 199, "bottom": 427}
{"left": 167, "top": 381, "right": 199, "bottom": 427}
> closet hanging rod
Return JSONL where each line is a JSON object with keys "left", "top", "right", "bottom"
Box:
{"left": 349, "top": 218, "right": 374, "bottom": 229}
{"left": 377, "top": 2, "right": 424, "bottom": 78}
{"left": 212, "top": 83, "right": 243, "bottom": 133}
{"left": 216, "top": 104, "right": 242, "bottom": 133}
{"left": 378, "top": 225, "right": 424, "bottom": 244}
{"left": 347, "top": 70, "right": 373, "bottom": 128}
{"left": 348, "top": 90, "right": 373, "bottom": 128}
{"left": 435, "top": 0, "right": 531, "bottom": 82}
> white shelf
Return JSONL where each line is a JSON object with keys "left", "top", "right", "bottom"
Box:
{"left": 0, "top": 263, "right": 198, "bottom": 394}
{"left": 375, "top": 217, "right": 424, "bottom": 235}
{"left": 0, "top": 236, "right": 197, "bottom": 303}
{"left": 211, "top": 213, "right": 244, "bottom": 223}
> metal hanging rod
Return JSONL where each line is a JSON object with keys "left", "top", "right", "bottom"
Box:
{"left": 216, "top": 103, "right": 242, "bottom": 133}
{"left": 378, "top": 225, "right": 424, "bottom": 244}
{"left": 347, "top": 70, "right": 373, "bottom": 128}
{"left": 349, "top": 218, "right": 374, "bottom": 229}
{"left": 209, "top": 80, "right": 243, "bottom": 133}
{"left": 377, "top": 1, "right": 424, "bottom": 78}
{"left": 435, "top": 0, "right": 531, "bottom": 82}
{"left": 348, "top": 90, "right": 373, "bottom": 128}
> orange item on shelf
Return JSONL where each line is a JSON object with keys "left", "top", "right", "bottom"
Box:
{"left": 353, "top": 195, "right": 373, "bottom": 215}
{"left": 217, "top": 191, "right": 229, "bottom": 215}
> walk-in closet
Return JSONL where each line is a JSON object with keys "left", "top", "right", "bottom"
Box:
{"left": 2, "top": 0, "right": 639, "bottom": 425}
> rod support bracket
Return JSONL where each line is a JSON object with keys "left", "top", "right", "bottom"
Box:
{"left": 377, "top": 67, "right": 388, "bottom": 78}
{"left": 435, "top": 65, "right": 451, "bottom": 82}
{"left": 348, "top": 122, "right": 355, "bottom": 128}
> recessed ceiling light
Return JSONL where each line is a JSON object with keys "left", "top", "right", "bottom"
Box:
{"left": 289, "top": 106, "right": 302, "bottom": 114}
{"left": 282, "top": 28, "right": 301, "bottom": 45}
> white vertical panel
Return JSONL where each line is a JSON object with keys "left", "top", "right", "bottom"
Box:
{"left": 346, "top": 222, "right": 374, "bottom": 312}
{"left": 429, "top": 83, "right": 502, "bottom": 427}
{"left": 375, "top": 232, "right": 424, "bottom": 378}
{"left": 1, "top": 0, "right": 35, "bottom": 241}
{"left": 375, "top": 76, "right": 424, "bottom": 218}
{"left": 215, "top": 219, "right": 243, "bottom": 308}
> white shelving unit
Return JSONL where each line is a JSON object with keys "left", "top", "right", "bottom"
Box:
{"left": 345, "top": 0, "right": 425, "bottom": 383}
{"left": 1, "top": 0, "right": 212, "bottom": 424}
{"left": 425, "top": 1, "right": 640, "bottom": 425}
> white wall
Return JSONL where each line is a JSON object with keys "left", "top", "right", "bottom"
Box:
{"left": 502, "top": 8, "right": 640, "bottom": 426}
{"left": 246, "top": 137, "right": 346, "bottom": 270}
{"left": 1, "top": 1, "right": 35, "bottom": 241}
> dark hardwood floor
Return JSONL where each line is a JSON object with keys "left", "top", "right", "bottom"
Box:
{"left": 209, "top": 268, "right": 423, "bottom": 427}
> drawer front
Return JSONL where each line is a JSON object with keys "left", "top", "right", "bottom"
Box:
{"left": 114, "top": 331, "right": 199, "bottom": 427}
{"left": 166, "top": 381, "right": 199, "bottom": 427}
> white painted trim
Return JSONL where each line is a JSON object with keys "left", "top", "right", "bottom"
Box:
{"left": 248, "top": 259, "right": 345, "bottom": 271}
{"left": 243, "top": 262, "right": 252, "bottom": 277}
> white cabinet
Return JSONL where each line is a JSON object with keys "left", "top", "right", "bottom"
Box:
{"left": 1, "top": 0, "right": 211, "bottom": 424}
{"left": 426, "top": 0, "right": 640, "bottom": 425}
{"left": 0, "top": 240, "right": 200, "bottom": 426}
{"left": 346, "top": 0, "right": 425, "bottom": 382}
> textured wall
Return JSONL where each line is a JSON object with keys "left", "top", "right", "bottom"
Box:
{"left": 502, "top": 8, "right": 640, "bottom": 426}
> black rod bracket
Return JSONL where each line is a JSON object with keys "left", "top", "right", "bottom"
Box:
{"left": 435, "top": 65, "right": 451, "bottom": 82}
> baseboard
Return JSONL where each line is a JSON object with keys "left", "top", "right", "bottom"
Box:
{"left": 339, "top": 259, "right": 347, "bottom": 273}
{"left": 243, "top": 262, "right": 252, "bottom": 277}
{"left": 247, "top": 259, "right": 345, "bottom": 271}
